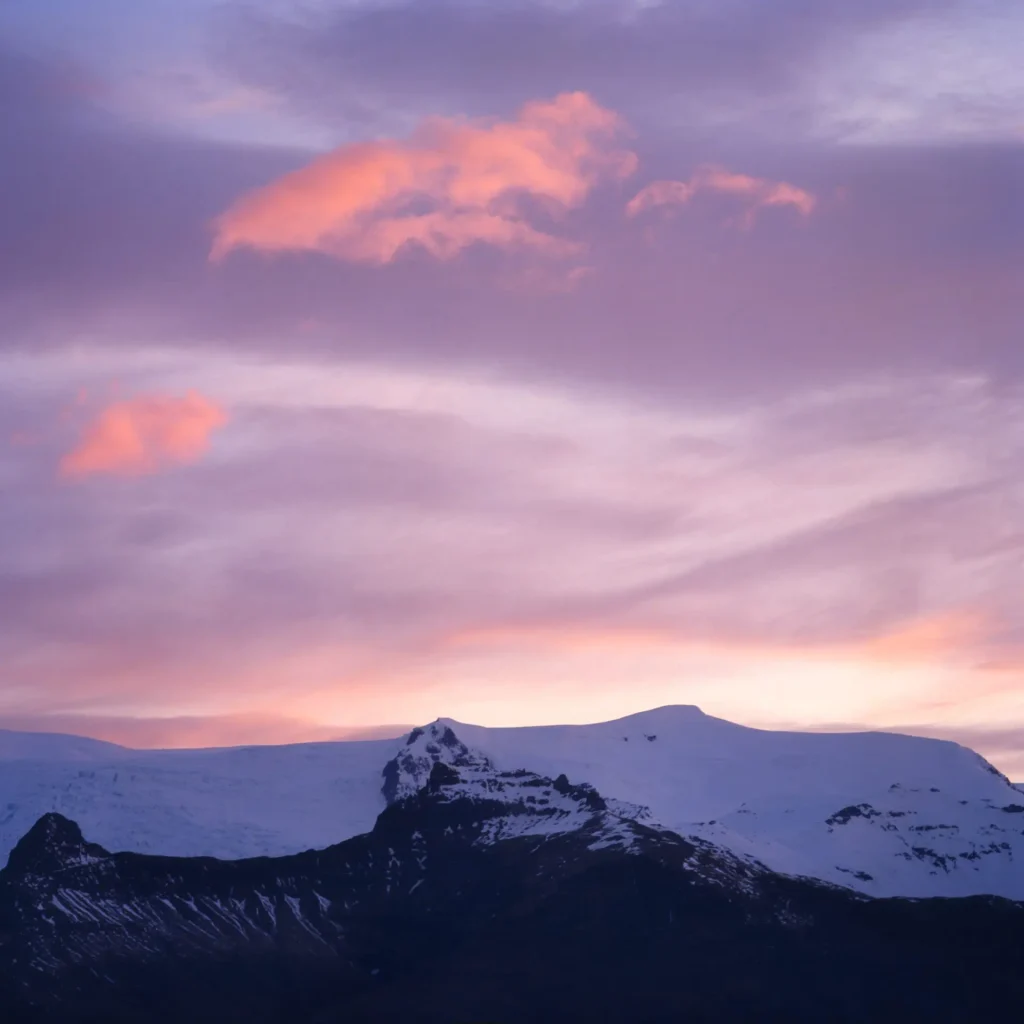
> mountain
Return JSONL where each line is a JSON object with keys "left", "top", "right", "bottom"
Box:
{"left": 0, "top": 736, "right": 394, "bottom": 864}
{"left": 444, "top": 706, "right": 1024, "bottom": 899}
{"left": 1, "top": 723, "right": 1022, "bottom": 1023}
{"left": 0, "top": 730, "right": 129, "bottom": 763}
{"left": 1, "top": 708, "right": 1021, "bottom": 898}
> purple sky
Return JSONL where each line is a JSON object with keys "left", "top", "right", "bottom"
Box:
{"left": 2, "top": 0, "right": 1023, "bottom": 770}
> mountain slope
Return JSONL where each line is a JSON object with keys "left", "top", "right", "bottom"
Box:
{"left": 0, "top": 730, "right": 129, "bottom": 763}
{"left": 0, "top": 738, "right": 393, "bottom": 864}
{"left": 0, "top": 729, "right": 1022, "bottom": 1024}
{"left": 444, "top": 706, "right": 1024, "bottom": 898}
{"left": 0, "top": 746, "right": 763, "bottom": 1022}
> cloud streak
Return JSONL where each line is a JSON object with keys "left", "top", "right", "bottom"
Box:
{"left": 60, "top": 392, "right": 228, "bottom": 479}
{"left": 1, "top": 3, "right": 1021, "bottom": 771}
{"left": 220, "top": 0, "right": 980, "bottom": 142}
{"left": 7, "top": 348, "right": 1020, "bottom": 760}
{"left": 627, "top": 165, "right": 817, "bottom": 225}
{"left": 211, "top": 92, "right": 636, "bottom": 264}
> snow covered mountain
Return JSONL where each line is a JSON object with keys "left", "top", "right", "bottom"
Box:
{"left": 0, "top": 729, "right": 129, "bottom": 762}
{"left": 0, "top": 735, "right": 394, "bottom": 863}
{"left": 3, "top": 747, "right": 1023, "bottom": 1024}
{"left": 1, "top": 708, "right": 1021, "bottom": 899}
{"left": 443, "top": 707, "right": 1024, "bottom": 899}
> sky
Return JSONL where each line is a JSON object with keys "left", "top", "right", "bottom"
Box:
{"left": 1, "top": 0, "right": 1023, "bottom": 771}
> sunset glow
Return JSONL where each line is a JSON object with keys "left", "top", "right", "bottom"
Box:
{"left": 1, "top": 0, "right": 1022, "bottom": 776}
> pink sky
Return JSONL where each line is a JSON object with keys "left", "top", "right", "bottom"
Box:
{"left": 1, "top": 0, "right": 1022, "bottom": 773}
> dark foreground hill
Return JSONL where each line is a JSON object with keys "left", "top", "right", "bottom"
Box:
{"left": 0, "top": 725, "right": 1022, "bottom": 1023}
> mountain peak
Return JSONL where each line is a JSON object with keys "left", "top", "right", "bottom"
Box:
{"left": 374, "top": 723, "right": 645, "bottom": 850}
{"left": 6, "top": 812, "right": 107, "bottom": 875}
{"left": 381, "top": 721, "right": 493, "bottom": 804}
{"left": 613, "top": 704, "right": 709, "bottom": 726}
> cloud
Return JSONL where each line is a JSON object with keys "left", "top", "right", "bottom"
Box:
{"left": 2, "top": 46, "right": 1021, "bottom": 404}
{"left": 210, "top": 91, "right": 636, "bottom": 264}
{"left": 2, "top": 347, "right": 1023, "bottom": 766}
{"left": 221, "top": 0, "right": 971, "bottom": 139}
{"left": 59, "top": 392, "right": 227, "bottom": 479}
{"left": 627, "top": 165, "right": 817, "bottom": 224}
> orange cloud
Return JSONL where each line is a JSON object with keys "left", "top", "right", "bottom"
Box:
{"left": 627, "top": 164, "right": 817, "bottom": 225}
{"left": 211, "top": 92, "right": 636, "bottom": 265}
{"left": 59, "top": 392, "right": 227, "bottom": 479}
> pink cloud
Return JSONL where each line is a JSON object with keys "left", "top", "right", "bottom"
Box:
{"left": 627, "top": 164, "right": 817, "bottom": 224}
{"left": 210, "top": 92, "right": 637, "bottom": 265}
{"left": 59, "top": 392, "right": 228, "bottom": 479}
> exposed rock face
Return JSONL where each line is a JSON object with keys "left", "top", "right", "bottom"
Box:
{"left": 5, "top": 813, "right": 108, "bottom": 875}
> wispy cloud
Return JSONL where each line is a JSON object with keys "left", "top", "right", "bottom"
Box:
{"left": 627, "top": 165, "right": 817, "bottom": 225}
{"left": 0, "top": 2, "right": 1021, "bottom": 769}
{"left": 7, "top": 345, "right": 1019, "bottom": 760}
{"left": 60, "top": 392, "right": 227, "bottom": 479}
{"left": 210, "top": 92, "right": 636, "bottom": 264}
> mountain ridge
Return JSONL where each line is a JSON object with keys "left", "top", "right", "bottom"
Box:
{"left": 2, "top": 706, "right": 1021, "bottom": 899}
{"left": 1, "top": 730, "right": 1022, "bottom": 1023}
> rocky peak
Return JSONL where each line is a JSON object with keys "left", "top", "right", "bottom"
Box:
{"left": 382, "top": 720, "right": 494, "bottom": 804}
{"left": 5, "top": 812, "right": 108, "bottom": 875}
{"left": 376, "top": 729, "right": 646, "bottom": 852}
